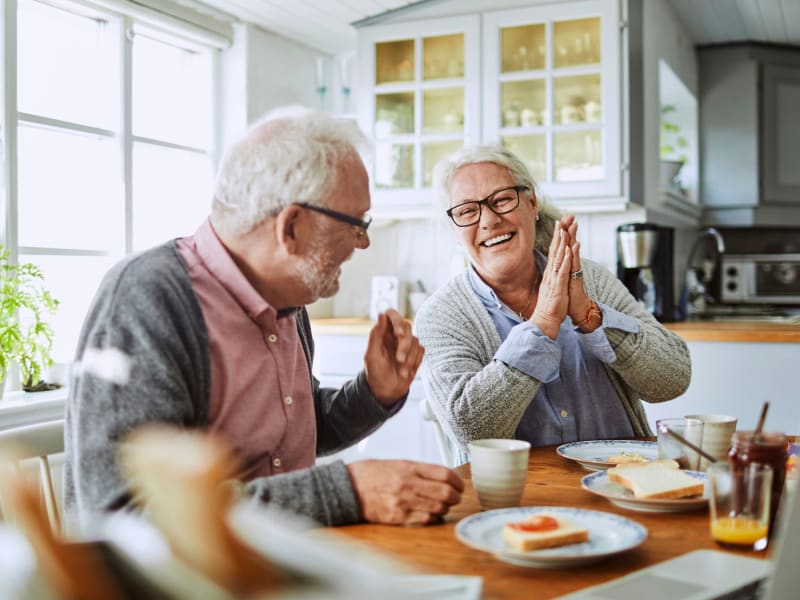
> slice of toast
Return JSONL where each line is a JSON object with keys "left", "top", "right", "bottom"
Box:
{"left": 607, "top": 451, "right": 650, "bottom": 465}
{"left": 607, "top": 459, "right": 703, "bottom": 500}
{"left": 502, "top": 513, "right": 589, "bottom": 551}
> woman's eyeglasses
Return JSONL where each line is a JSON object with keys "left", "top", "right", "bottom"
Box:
{"left": 446, "top": 185, "right": 530, "bottom": 227}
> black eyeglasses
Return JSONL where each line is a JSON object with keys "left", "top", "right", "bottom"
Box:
{"left": 295, "top": 202, "right": 372, "bottom": 237}
{"left": 446, "top": 185, "right": 530, "bottom": 227}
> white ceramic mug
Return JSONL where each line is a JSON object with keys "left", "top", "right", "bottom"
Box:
{"left": 685, "top": 413, "right": 738, "bottom": 470}
{"left": 468, "top": 439, "right": 530, "bottom": 510}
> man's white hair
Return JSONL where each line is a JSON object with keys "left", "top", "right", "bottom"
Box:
{"left": 211, "top": 106, "right": 369, "bottom": 238}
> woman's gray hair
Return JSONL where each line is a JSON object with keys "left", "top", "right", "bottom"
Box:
{"left": 431, "top": 145, "right": 561, "bottom": 252}
{"left": 211, "top": 106, "right": 368, "bottom": 238}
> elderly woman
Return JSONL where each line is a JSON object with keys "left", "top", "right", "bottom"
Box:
{"left": 414, "top": 146, "right": 691, "bottom": 462}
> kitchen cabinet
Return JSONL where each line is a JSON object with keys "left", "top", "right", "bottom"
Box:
{"left": 762, "top": 64, "right": 800, "bottom": 204}
{"left": 356, "top": 0, "right": 625, "bottom": 215}
{"left": 356, "top": 16, "right": 480, "bottom": 216}
{"left": 700, "top": 44, "right": 800, "bottom": 226}
{"left": 311, "top": 332, "right": 443, "bottom": 465}
{"left": 482, "top": 0, "right": 621, "bottom": 200}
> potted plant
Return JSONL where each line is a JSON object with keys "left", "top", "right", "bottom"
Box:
{"left": 0, "top": 247, "right": 59, "bottom": 394}
{"left": 659, "top": 104, "right": 689, "bottom": 189}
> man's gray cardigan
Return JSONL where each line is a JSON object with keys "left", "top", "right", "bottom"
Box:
{"left": 65, "top": 242, "right": 397, "bottom": 530}
{"left": 414, "top": 258, "right": 691, "bottom": 463}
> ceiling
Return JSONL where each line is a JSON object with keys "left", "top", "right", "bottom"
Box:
{"left": 193, "top": 0, "right": 800, "bottom": 55}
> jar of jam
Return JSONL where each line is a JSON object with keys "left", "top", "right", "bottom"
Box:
{"left": 728, "top": 431, "right": 787, "bottom": 535}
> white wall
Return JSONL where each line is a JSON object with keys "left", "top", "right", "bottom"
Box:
{"left": 219, "top": 24, "right": 334, "bottom": 150}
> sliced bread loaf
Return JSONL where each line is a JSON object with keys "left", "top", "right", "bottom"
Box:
{"left": 607, "top": 459, "right": 704, "bottom": 500}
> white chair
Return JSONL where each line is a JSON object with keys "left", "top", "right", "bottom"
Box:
{"left": 0, "top": 419, "right": 65, "bottom": 534}
{"left": 419, "top": 397, "right": 459, "bottom": 467}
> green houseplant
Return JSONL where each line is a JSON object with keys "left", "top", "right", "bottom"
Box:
{"left": 0, "top": 247, "right": 59, "bottom": 392}
{"left": 660, "top": 104, "right": 689, "bottom": 189}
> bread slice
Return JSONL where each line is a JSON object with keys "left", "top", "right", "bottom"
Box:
{"left": 607, "top": 451, "right": 650, "bottom": 465}
{"left": 607, "top": 459, "right": 704, "bottom": 500}
{"left": 502, "top": 513, "right": 589, "bottom": 551}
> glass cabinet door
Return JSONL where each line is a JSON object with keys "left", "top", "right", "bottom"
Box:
{"left": 483, "top": 0, "right": 620, "bottom": 200}
{"left": 359, "top": 16, "right": 480, "bottom": 212}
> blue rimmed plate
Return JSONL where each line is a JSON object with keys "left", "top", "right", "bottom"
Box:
{"left": 455, "top": 506, "right": 647, "bottom": 568}
{"left": 557, "top": 440, "right": 659, "bottom": 471}
{"left": 581, "top": 469, "right": 708, "bottom": 513}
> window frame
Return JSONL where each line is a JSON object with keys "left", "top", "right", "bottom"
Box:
{"left": 1, "top": 0, "right": 223, "bottom": 395}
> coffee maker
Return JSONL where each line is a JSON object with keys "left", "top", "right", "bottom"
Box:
{"left": 616, "top": 223, "right": 675, "bottom": 322}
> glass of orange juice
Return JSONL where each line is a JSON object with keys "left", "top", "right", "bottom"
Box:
{"left": 708, "top": 462, "right": 772, "bottom": 551}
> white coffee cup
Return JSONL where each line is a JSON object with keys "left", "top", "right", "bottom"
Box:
{"left": 685, "top": 413, "right": 738, "bottom": 470}
{"left": 468, "top": 439, "right": 530, "bottom": 510}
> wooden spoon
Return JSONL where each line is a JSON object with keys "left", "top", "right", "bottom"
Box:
{"left": 754, "top": 401, "right": 770, "bottom": 441}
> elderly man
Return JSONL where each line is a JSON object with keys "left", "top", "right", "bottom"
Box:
{"left": 64, "top": 107, "right": 464, "bottom": 531}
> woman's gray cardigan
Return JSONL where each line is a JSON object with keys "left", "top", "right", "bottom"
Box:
{"left": 414, "top": 258, "right": 691, "bottom": 462}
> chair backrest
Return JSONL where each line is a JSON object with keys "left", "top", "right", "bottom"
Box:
{"left": 419, "top": 397, "right": 458, "bottom": 467}
{"left": 0, "top": 419, "right": 65, "bottom": 535}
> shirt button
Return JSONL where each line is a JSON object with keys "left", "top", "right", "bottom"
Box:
{"left": 284, "top": 395, "right": 293, "bottom": 405}
{"left": 267, "top": 334, "right": 278, "bottom": 343}
{"left": 272, "top": 457, "right": 282, "bottom": 468}
{"left": 560, "top": 409, "right": 569, "bottom": 418}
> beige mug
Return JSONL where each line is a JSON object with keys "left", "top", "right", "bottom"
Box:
{"left": 685, "top": 413, "right": 738, "bottom": 470}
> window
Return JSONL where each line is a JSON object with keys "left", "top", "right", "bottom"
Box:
{"left": 4, "top": 0, "right": 219, "bottom": 390}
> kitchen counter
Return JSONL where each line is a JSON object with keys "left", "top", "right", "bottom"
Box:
{"left": 664, "top": 320, "right": 800, "bottom": 343}
{"left": 311, "top": 317, "right": 407, "bottom": 336}
{"left": 312, "top": 317, "right": 800, "bottom": 343}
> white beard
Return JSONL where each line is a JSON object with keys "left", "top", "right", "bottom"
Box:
{"left": 300, "top": 238, "right": 342, "bottom": 300}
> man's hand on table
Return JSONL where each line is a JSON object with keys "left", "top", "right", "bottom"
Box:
{"left": 347, "top": 460, "right": 465, "bottom": 526}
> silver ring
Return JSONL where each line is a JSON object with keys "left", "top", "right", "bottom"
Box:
{"left": 570, "top": 269, "right": 583, "bottom": 280}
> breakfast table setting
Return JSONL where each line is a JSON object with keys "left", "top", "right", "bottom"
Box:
{"left": 332, "top": 431, "right": 794, "bottom": 600}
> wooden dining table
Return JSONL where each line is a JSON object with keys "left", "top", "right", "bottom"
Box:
{"left": 332, "top": 441, "right": 770, "bottom": 599}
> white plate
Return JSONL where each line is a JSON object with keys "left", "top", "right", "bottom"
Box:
{"left": 455, "top": 506, "right": 647, "bottom": 568}
{"left": 557, "top": 440, "right": 658, "bottom": 471}
{"left": 581, "top": 470, "right": 708, "bottom": 513}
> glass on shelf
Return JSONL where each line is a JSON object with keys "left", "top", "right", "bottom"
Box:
{"left": 423, "top": 33, "right": 464, "bottom": 80}
{"left": 501, "top": 79, "right": 546, "bottom": 128}
{"left": 375, "top": 142, "right": 414, "bottom": 189}
{"left": 501, "top": 23, "right": 545, "bottom": 73}
{"left": 423, "top": 141, "right": 463, "bottom": 187}
{"left": 423, "top": 87, "right": 464, "bottom": 134}
{"left": 501, "top": 135, "right": 547, "bottom": 182}
{"left": 553, "top": 17, "right": 601, "bottom": 68}
{"left": 375, "top": 92, "right": 415, "bottom": 137}
{"left": 553, "top": 74, "right": 601, "bottom": 124}
{"left": 376, "top": 39, "right": 415, "bottom": 84}
{"left": 554, "top": 130, "right": 603, "bottom": 181}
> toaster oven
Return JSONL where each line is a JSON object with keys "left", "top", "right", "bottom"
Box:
{"left": 720, "top": 254, "right": 800, "bottom": 304}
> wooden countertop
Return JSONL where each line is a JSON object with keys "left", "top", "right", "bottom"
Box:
{"left": 311, "top": 318, "right": 800, "bottom": 343}
{"left": 310, "top": 317, "right": 380, "bottom": 335}
{"left": 664, "top": 320, "right": 800, "bottom": 343}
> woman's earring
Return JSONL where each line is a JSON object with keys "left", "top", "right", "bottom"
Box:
{"left": 535, "top": 214, "right": 540, "bottom": 221}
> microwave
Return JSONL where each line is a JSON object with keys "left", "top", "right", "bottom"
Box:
{"left": 720, "top": 254, "right": 800, "bottom": 304}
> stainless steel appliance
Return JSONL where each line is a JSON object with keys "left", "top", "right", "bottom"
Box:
{"left": 721, "top": 254, "right": 800, "bottom": 304}
{"left": 616, "top": 223, "right": 675, "bottom": 322}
